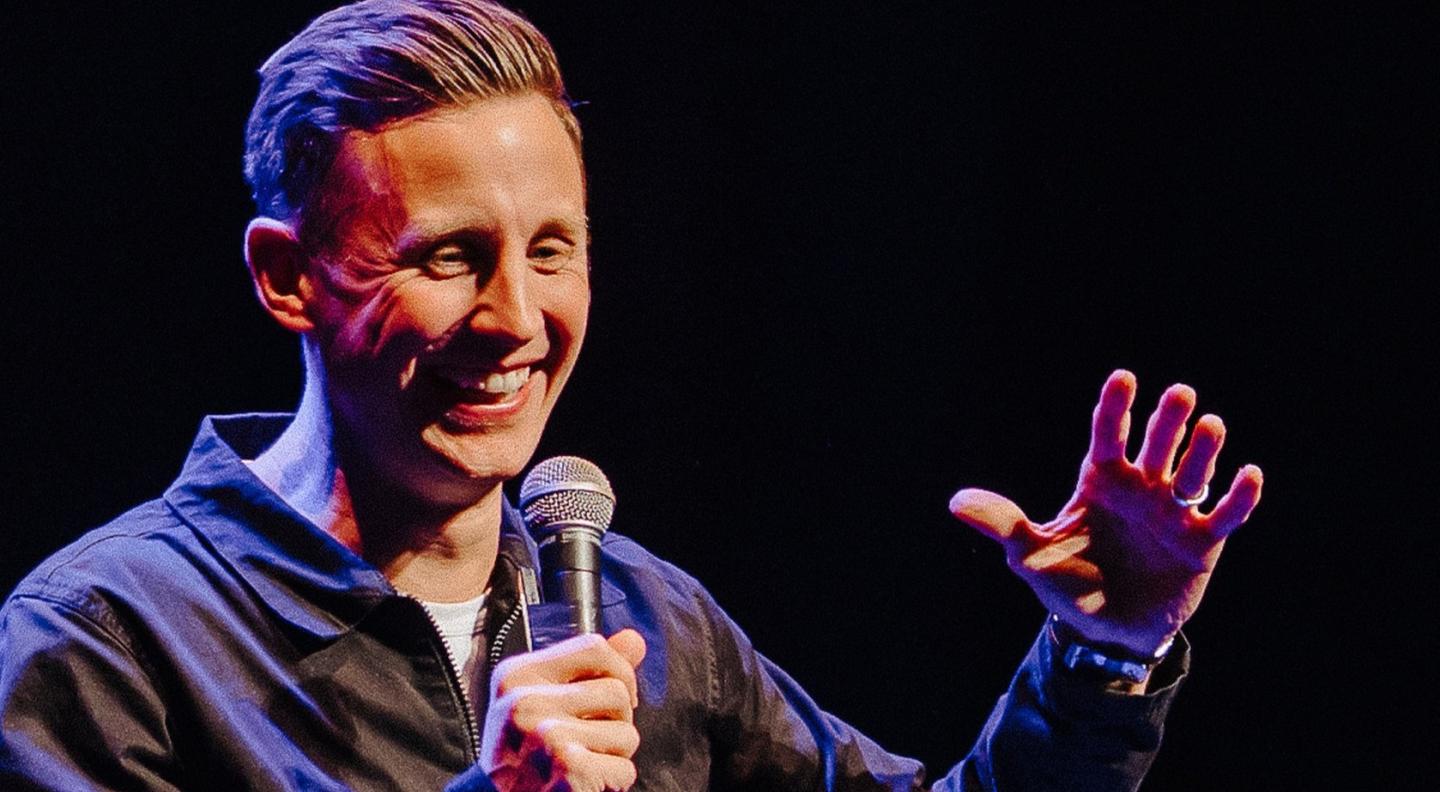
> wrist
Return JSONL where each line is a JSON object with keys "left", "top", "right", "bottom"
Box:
{"left": 1047, "top": 614, "right": 1174, "bottom": 686}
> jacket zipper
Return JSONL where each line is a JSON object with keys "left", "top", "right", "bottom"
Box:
{"left": 411, "top": 597, "right": 483, "bottom": 764}
{"left": 488, "top": 604, "right": 523, "bottom": 671}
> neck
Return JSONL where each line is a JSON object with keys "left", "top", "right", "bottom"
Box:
{"left": 251, "top": 356, "right": 501, "bottom": 602}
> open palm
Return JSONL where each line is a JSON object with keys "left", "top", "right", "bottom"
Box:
{"left": 950, "top": 370, "right": 1263, "bottom": 657}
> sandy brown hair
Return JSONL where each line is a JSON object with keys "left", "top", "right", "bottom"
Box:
{"left": 243, "top": 0, "right": 580, "bottom": 246}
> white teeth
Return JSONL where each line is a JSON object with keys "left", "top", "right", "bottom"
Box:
{"left": 448, "top": 366, "right": 530, "bottom": 395}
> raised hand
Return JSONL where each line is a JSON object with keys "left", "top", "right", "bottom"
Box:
{"left": 482, "top": 630, "right": 647, "bottom": 792}
{"left": 949, "top": 370, "right": 1263, "bottom": 657}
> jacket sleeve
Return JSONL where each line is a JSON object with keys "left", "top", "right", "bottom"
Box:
{"left": 0, "top": 593, "right": 184, "bottom": 792}
{"left": 930, "top": 626, "right": 1189, "bottom": 791}
{"left": 701, "top": 588, "right": 1187, "bottom": 792}
{"left": 700, "top": 588, "right": 924, "bottom": 791}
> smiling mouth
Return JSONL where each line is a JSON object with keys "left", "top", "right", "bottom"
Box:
{"left": 424, "top": 364, "right": 538, "bottom": 424}
{"left": 439, "top": 365, "right": 531, "bottom": 402}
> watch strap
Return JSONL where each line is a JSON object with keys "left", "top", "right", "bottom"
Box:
{"left": 1048, "top": 614, "right": 1174, "bottom": 684}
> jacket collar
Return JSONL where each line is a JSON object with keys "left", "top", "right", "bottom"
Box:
{"left": 163, "top": 414, "right": 542, "bottom": 639}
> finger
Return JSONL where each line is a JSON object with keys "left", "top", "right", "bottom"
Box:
{"left": 536, "top": 717, "right": 641, "bottom": 759}
{"left": 1135, "top": 383, "right": 1197, "bottom": 478}
{"left": 949, "top": 488, "right": 1038, "bottom": 551}
{"left": 1202, "top": 464, "right": 1263, "bottom": 538}
{"left": 607, "top": 629, "right": 647, "bottom": 670}
{"left": 494, "top": 633, "right": 637, "bottom": 702}
{"left": 1172, "top": 414, "right": 1225, "bottom": 500}
{"left": 507, "top": 678, "right": 637, "bottom": 728}
{"left": 1087, "top": 369, "right": 1137, "bottom": 464}
{"left": 606, "top": 630, "right": 646, "bottom": 707}
{"left": 553, "top": 744, "right": 638, "bottom": 791}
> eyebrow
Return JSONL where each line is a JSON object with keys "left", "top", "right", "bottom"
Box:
{"left": 535, "top": 215, "right": 590, "bottom": 241}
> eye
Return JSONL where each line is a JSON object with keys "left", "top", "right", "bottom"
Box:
{"left": 528, "top": 237, "right": 576, "bottom": 274}
{"left": 423, "top": 244, "right": 477, "bottom": 278}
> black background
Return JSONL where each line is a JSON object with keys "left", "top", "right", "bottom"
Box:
{"left": 1, "top": 2, "right": 1433, "bottom": 789}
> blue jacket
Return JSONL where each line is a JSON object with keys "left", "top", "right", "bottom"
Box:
{"left": 0, "top": 415, "right": 1185, "bottom": 790}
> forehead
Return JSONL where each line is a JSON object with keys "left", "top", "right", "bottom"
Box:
{"left": 324, "top": 93, "right": 586, "bottom": 239}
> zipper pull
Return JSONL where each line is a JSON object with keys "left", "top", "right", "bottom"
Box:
{"left": 516, "top": 569, "right": 535, "bottom": 651}
{"left": 519, "top": 566, "right": 541, "bottom": 605}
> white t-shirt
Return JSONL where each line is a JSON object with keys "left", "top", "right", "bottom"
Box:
{"left": 420, "top": 592, "right": 488, "bottom": 680}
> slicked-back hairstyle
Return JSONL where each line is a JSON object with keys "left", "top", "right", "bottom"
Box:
{"left": 243, "top": 0, "right": 579, "bottom": 244}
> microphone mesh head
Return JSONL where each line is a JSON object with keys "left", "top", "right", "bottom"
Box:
{"left": 519, "top": 456, "right": 616, "bottom": 535}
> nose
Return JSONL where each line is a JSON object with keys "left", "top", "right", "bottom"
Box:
{"left": 466, "top": 252, "right": 543, "bottom": 344}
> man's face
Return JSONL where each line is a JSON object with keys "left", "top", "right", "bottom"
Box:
{"left": 301, "top": 93, "right": 589, "bottom": 505}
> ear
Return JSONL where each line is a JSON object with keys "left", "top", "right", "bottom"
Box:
{"left": 245, "top": 217, "right": 315, "bottom": 334}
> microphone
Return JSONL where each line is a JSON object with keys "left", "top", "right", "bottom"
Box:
{"left": 518, "top": 456, "right": 615, "bottom": 636}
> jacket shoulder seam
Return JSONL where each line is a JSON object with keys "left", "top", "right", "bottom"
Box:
{"left": 7, "top": 591, "right": 160, "bottom": 683}
{"left": 29, "top": 500, "right": 187, "bottom": 589}
{"left": 690, "top": 586, "right": 721, "bottom": 717}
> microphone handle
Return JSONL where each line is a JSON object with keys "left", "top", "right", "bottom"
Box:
{"left": 538, "top": 527, "right": 602, "bottom": 635}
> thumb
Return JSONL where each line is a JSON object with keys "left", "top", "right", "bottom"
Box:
{"left": 607, "top": 628, "right": 647, "bottom": 669}
{"left": 948, "top": 488, "right": 1033, "bottom": 545}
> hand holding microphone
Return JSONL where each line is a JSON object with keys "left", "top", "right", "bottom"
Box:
{"left": 480, "top": 457, "right": 646, "bottom": 792}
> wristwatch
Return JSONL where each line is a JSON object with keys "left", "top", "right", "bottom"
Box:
{"left": 1047, "top": 614, "right": 1174, "bottom": 685}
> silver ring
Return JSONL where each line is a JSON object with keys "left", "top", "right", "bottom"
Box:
{"left": 1172, "top": 482, "right": 1209, "bottom": 507}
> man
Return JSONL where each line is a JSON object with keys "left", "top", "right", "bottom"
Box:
{"left": 0, "top": 1, "right": 1262, "bottom": 790}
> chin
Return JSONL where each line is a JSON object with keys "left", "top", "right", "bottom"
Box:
{"left": 419, "top": 424, "right": 538, "bottom": 490}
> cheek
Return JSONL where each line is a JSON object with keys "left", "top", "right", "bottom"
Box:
{"left": 330, "top": 277, "right": 477, "bottom": 360}
{"left": 391, "top": 279, "right": 481, "bottom": 339}
{"left": 547, "top": 274, "right": 592, "bottom": 348}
